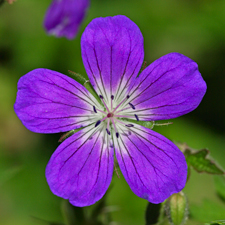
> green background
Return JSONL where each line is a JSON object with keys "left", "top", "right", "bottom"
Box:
{"left": 0, "top": 0, "right": 225, "bottom": 224}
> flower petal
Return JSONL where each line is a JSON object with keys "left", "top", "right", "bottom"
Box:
{"left": 44, "top": 0, "right": 89, "bottom": 39}
{"left": 114, "top": 123, "right": 187, "bottom": 203}
{"left": 14, "top": 68, "right": 101, "bottom": 133}
{"left": 126, "top": 53, "right": 207, "bottom": 120}
{"left": 46, "top": 125, "right": 114, "bottom": 207}
{"left": 81, "top": 15, "right": 144, "bottom": 104}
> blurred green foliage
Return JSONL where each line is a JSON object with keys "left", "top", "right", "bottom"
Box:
{"left": 0, "top": 0, "right": 225, "bottom": 224}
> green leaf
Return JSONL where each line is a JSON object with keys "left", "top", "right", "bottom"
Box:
{"left": 214, "top": 176, "right": 225, "bottom": 202}
{"left": 183, "top": 148, "right": 225, "bottom": 175}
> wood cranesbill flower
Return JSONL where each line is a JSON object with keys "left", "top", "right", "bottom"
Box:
{"left": 14, "top": 15, "right": 206, "bottom": 207}
{"left": 44, "top": 0, "right": 89, "bottom": 39}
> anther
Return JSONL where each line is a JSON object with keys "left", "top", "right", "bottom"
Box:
{"left": 112, "top": 95, "right": 130, "bottom": 113}
{"left": 106, "top": 128, "right": 111, "bottom": 135}
{"left": 116, "top": 132, "right": 119, "bottom": 138}
{"left": 99, "top": 94, "right": 110, "bottom": 113}
{"left": 111, "top": 95, "right": 114, "bottom": 110}
{"left": 95, "top": 120, "right": 101, "bottom": 127}
{"left": 134, "top": 114, "right": 139, "bottom": 121}
{"left": 125, "top": 124, "right": 134, "bottom": 127}
{"left": 93, "top": 106, "right": 97, "bottom": 113}
{"left": 128, "top": 103, "right": 135, "bottom": 109}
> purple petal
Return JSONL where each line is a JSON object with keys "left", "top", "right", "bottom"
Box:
{"left": 126, "top": 53, "right": 207, "bottom": 120}
{"left": 46, "top": 125, "right": 114, "bottom": 207}
{"left": 14, "top": 68, "right": 101, "bottom": 133}
{"left": 81, "top": 15, "right": 144, "bottom": 104}
{"left": 44, "top": 0, "right": 89, "bottom": 39}
{"left": 114, "top": 123, "right": 187, "bottom": 203}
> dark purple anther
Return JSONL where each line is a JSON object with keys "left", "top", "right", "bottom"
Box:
{"left": 128, "top": 103, "right": 135, "bottom": 109}
{"left": 95, "top": 120, "right": 101, "bottom": 127}
{"left": 106, "top": 128, "right": 110, "bottom": 135}
{"left": 126, "top": 124, "right": 134, "bottom": 127}
{"left": 134, "top": 114, "right": 139, "bottom": 121}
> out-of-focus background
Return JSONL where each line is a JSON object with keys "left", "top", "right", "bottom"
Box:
{"left": 0, "top": 0, "right": 225, "bottom": 224}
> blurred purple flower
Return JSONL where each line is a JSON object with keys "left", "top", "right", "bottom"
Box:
{"left": 44, "top": 0, "right": 89, "bottom": 39}
{"left": 14, "top": 15, "right": 206, "bottom": 206}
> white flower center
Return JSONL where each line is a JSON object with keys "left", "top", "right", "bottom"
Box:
{"left": 93, "top": 94, "right": 138, "bottom": 138}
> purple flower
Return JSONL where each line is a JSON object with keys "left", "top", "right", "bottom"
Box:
{"left": 44, "top": 0, "right": 89, "bottom": 39}
{"left": 14, "top": 15, "right": 206, "bottom": 207}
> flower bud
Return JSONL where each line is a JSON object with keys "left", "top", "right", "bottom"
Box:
{"left": 165, "top": 192, "right": 188, "bottom": 225}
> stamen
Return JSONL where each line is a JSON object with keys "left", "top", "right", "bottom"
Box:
{"left": 115, "top": 102, "right": 135, "bottom": 114}
{"left": 93, "top": 106, "right": 97, "bottom": 113}
{"left": 115, "top": 107, "right": 131, "bottom": 113}
{"left": 111, "top": 95, "right": 114, "bottom": 110}
{"left": 113, "top": 115, "right": 138, "bottom": 119}
{"left": 112, "top": 95, "right": 130, "bottom": 113}
{"left": 96, "top": 109, "right": 107, "bottom": 114}
{"left": 128, "top": 102, "right": 135, "bottom": 109}
{"left": 106, "top": 128, "right": 111, "bottom": 135}
{"left": 95, "top": 120, "right": 101, "bottom": 127}
{"left": 99, "top": 95, "right": 110, "bottom": 113}
{"left": 100, "top": 116, "right": 108, "bottom": 122}
{"left": 114, "top": 118, "right": 134, "bottom": 128}
{"left": 126, "top": 124, "right": 134, "bottom": 127}
{"left": 111, "top": 118, "right": 119, "bottom": 138}
{"left": 134, "top": 114, "right": 139, "bottom": 121}
{"left": 107, "top": 118, "right": 110, "bottom": 132}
